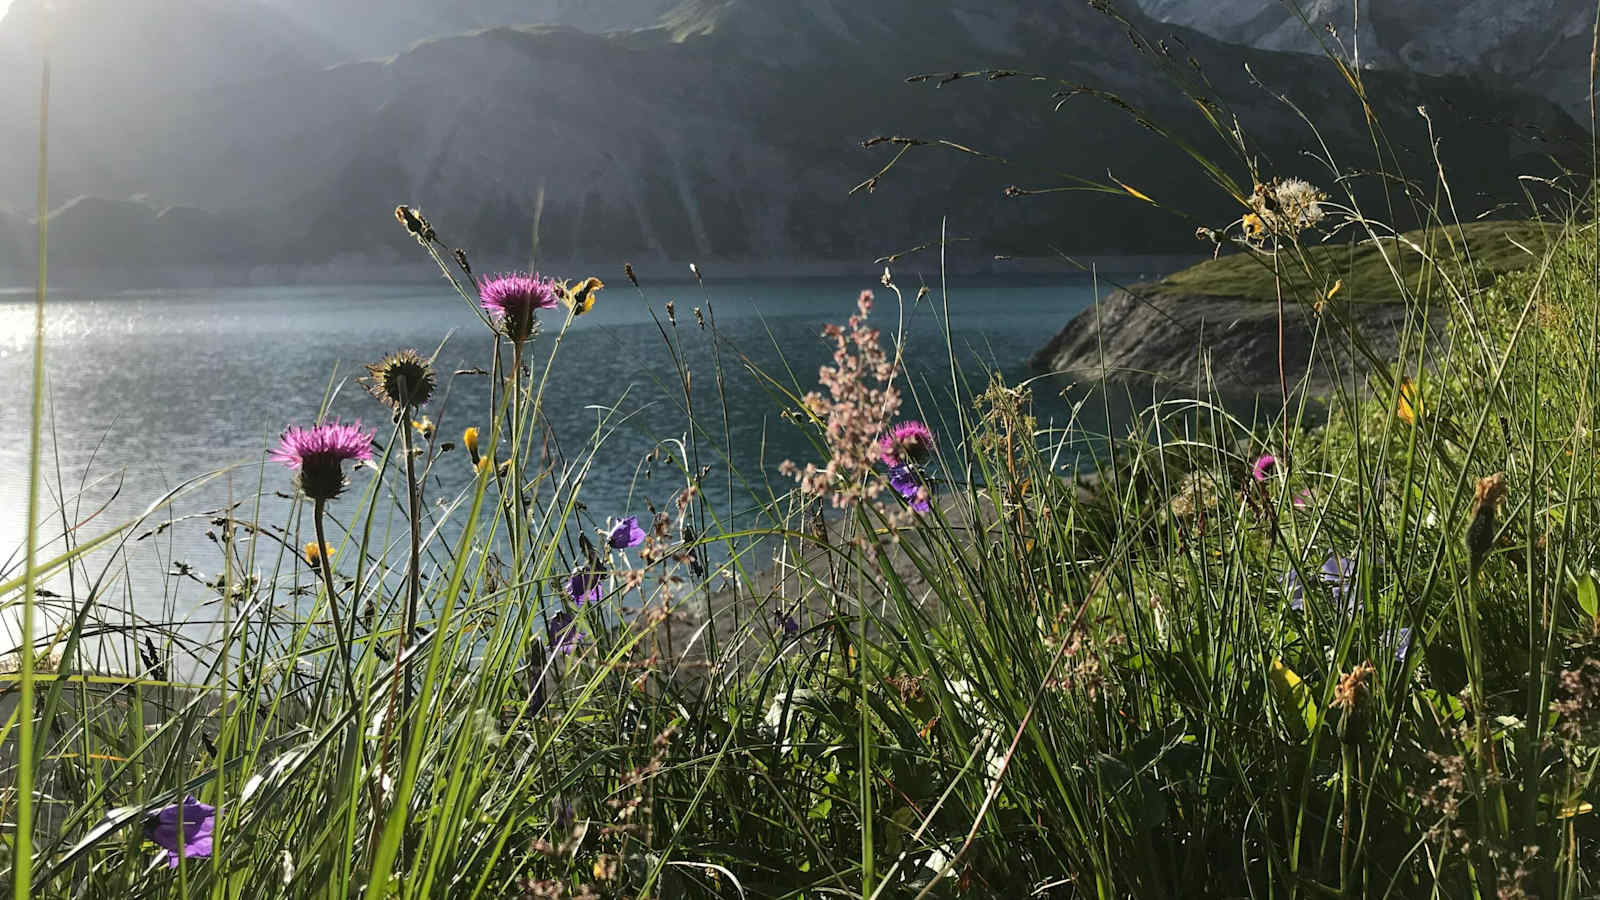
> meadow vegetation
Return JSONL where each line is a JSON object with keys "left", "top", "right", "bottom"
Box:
{"left": 4, "top": 11, "right": 1600, "bottom": 900}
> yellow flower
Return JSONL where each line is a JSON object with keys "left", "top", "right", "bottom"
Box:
{"left": 411, "top": 417, "right": 434, "bottom": 439}
{"left": 1242, "top": 212, "right": 1267, "bottom": 240}
{"left": 304, "top": 541, "right": 329, "bottom": 568}
{"left": 560, "top": 276, "right": 604, "bottom": 315}
{"left": 462, "top": 427, "right": 480, "bottom": 464}
{"left": 1397, "top": 377, "right": 1421, "bottom": 425}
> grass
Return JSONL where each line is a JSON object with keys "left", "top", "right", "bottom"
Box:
{"left": 1149, "top": 219, "right": 1555, "bottom": 301}
{"left": 5, "top": 6, "right": 1600, "bottom": 899}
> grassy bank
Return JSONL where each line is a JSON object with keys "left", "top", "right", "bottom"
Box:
{"left": 5, "top": 15, "right": 1600, "bottom": 900}
{"left": 2, "top": 196, "right": 1597, "bottom": 896}
{"left": 1151, "top": 218, "right": 1554, "bottom": 301}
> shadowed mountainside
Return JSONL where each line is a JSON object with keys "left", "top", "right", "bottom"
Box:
{"left": 0, "top": 0, "right": 1588, "bottom": 282}
{"left": 1134, "top": 0, "right": 1600, "bottom": 118}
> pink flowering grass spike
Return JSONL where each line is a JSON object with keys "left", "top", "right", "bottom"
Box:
{"left": 880, "top": 420, "right": 935, "bottom": 467}
{"left": 270, "top": 420, "right": 374, "bottom": 502}
{"left": 778, "top": 290, "right": 904, "bottom": 509}
{"left": 477, "top": 273, "right": 559, "bottom": 343}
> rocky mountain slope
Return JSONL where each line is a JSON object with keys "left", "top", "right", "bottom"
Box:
{"left": 0, "top": 0, "right": 1587, "bottom": 281}
{"left": 257, "top": 0, "right": 677, "bottom": 60}
{"left": 1133, "top": 0, "right": 1599, "bottom": 117}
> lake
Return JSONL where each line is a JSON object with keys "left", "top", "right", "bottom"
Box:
{"left": 0, "top": 272, "right": 1153, "bottom": 653}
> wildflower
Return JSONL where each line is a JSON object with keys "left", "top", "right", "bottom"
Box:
{"left": 303, "top": 541, "right": 329, "bottom": 569}
{"left": 552, "top": 798, "right": 576, "bottom": 829}
{"left": 270, "top": 421, "right": 374, "bottom": 502}
{"left": 781, "top": 290, "right": 903, "bottom": 508}
{"left": 1321, "top": 553, "right": 1357, "bottom": 608}
{"left": 462, "top": 427, "right": 480, "bottom": 465}
{"left": 568, "top": 570, "right": 601, "bottom": 606}
{"left": 411, "top": 417, "right": 434, "bottom": 439}
{"left": 776, "top": 609, "right": 799, "bottom": 638}
{"left": 363, "top": 349, "right": 434, "bottom": 409}
{"left": 606, "top": 516, "right": 646, "bottom": 550}
{"left": 146, "top": 797, "right": 216, "bottom": 868}
{"left": 1282, "top": 567, "right": 1307, "bottom": 611}
{"left": 1283, "top": 552, "right": 1356, "bottom": 611}
{"left": 888, "top": 463, "right": 931, "bottom": 513}
{"left": 1242, "top": 212, "right": 1267, "bottom": 240}
{"left": 1251, "top": 454, "right": 1276, "bottom": 483}
{"left": 1466, "top": 472, "right": 1508, "bottom": 576}
{"left": 1293, "top": 489, "right": 1313, "bottom": 509}
{"left": 559, "top": 276, "right": 604, "bottom": 315}
{"left": 1397, "top": 376, "right": 1421, "bottom": 425}
{"left": 1385, "top": 626, "right": 1414, "bottom": 663}
{"left": 879, "top": 420, "right": 936, "bottom": 466}
{"left": 477, "top": 273, "right": 559, "bottom": 344}
{"left": 548, "top": 610, "right": 582, "bottom": 654}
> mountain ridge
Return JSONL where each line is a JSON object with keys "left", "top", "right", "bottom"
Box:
{"left": 0, "top": 0, "right": 1588, "bottom": 283}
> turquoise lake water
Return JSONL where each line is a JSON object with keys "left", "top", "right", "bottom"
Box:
{"left": 0, "top": 273, "right": 1157, "bottom": 652}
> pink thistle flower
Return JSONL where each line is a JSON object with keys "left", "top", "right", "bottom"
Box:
{"left": 880, "top": 420, "right": 935, "bottom": 467}
{"left": 477, "top": 273, "right": 559, "bottom": 344}
{"left": 1251, "top": 454, "right": 1276, "bottom": 483}
{"left": 270, "top": 420, "right": 374, "bottom": 502}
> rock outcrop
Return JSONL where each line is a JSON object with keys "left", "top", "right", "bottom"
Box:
{"left": 1030, "top": 286, "right": 1427, "bottom": 393}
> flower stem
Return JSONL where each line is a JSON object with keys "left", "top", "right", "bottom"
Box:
{"left": 398, "top": 408, "right": 422, "bottom": 770}
{"left": 312, "top": 499, "right": 361, "bottom": 711}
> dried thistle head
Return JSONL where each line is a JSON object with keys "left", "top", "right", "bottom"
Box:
{"left": 393, "top": 205, "right": 434, "bottom": 243}
{"left": 1466, "top": 472, "right": 1508, "bottom": 576}
{"left": 364, "top": 349, "right": 435, "bottom": 410}
{"left": 1332, "top": 660, "right": 1375, "bottom": 711}
{"left": 1246, "top": 177, "right": 1327, "bottom": 239}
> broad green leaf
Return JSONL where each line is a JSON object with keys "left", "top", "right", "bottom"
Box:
{"left": 1268, "top": 659, "right": 1318, "bottom": 740}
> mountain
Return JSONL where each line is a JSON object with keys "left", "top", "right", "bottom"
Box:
{"left": 257, "top": 0, "right": 678, "bottom": 60}
{"left": 0, "top": 0, "right": 1588, "bottom": 282}
{"left": 0, "top": 0, "right": 340, "bottom": 209}
{"left": 1132, "top": 0, "right": 1599, "bottom": 118}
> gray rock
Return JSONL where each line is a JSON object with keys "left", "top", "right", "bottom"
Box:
{"left": 1030, "top": 285, "right": 1428, "bottom": 394}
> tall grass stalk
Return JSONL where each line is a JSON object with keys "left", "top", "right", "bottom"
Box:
{"left": 15, "top": 49, "right": 50, "bottom": 900}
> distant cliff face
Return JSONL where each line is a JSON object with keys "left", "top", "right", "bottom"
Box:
{"left": 256, "top": 0, "right": 678, "bottom": 59}
{"left": 1133, "top": 0, "right": 1598, "bottom": 117}
{"left": 0, "top": 0, "right": 1588, "bottom": 279}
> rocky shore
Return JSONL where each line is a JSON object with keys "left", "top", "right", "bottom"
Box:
{"left": 1029, "top": 285, "right": 1431, "bottom": 393}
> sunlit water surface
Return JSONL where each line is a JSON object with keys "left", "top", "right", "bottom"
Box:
{"left": 0, "top": 274, "right": 1154, "bottom": 659}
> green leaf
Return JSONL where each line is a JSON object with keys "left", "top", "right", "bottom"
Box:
{"left": 1576, "top": 572, "right": 1598, "bottom": 619}
{"left": 1267, "top": 659, "right": 1319, "bottom": 740}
